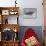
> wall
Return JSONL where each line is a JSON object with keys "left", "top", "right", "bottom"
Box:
{"left": 0, "top": 0, "right": 15, "bottom": 7}
{"left": 0, "top": 0, "right": 43, "bottom": 26}
{"left": 18, "top": 0, "right": 44, "bottom": 26}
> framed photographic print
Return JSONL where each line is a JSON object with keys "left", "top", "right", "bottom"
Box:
{"left": 8, "top": 16, "right": 18, "bottom": 24}
{"left": 2, "top": 16, "right": 18, "bottom": 24}
{"left": 23, "top": 8, "right": 37, "bottom": 19}
{"left": 9, "top": 9, "right": 18, "bottom": 15}
{"left": 2, "top": 28, "right": 13, "bottom": 41}
{"left": 2, "top": 10, "right": 9, "bottom": 15}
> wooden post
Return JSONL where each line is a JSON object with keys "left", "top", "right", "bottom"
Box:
{"left": 43, "top": 0, "right": 46, "bottom": 46}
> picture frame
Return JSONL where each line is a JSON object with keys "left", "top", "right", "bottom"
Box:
{"left": 2, "top": 16, "right": 18, "bottom": 24}
{"left": 2, "top": 10, "right": 9, "bottom": 15}
{"left": 9, "top": 10, "right": 18, "bottom": 15}
{"left": 23, "top": 8, "right": 37, "bottom": 19}
{"left": 8, "top": 16, "right": 18, "bottom": 24}
{"left": 1, "top": 28, "right": 18, "bottom": 41}
{"left": 1, "top": 28, "right": 13, "bottom": 41}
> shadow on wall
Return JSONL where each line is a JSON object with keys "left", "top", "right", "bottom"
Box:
{"left": 18, "top": 26, "right": 43, "bottom": 44}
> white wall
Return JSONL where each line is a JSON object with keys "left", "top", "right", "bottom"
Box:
{"left": 0, "top": 0, "right": 15, "bottom": 7}
{"left": 18, "top": 0, "right": 44, "bottom": 26}
{"left": 0, "top": 0, "right": 43, "bottom": 26}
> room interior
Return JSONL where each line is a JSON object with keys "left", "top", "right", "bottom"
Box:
{"left": 0, "top": 0, "right": 45, "bottom": 46}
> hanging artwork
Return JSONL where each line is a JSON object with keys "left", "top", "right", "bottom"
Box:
{"left": 23, "top": 8, "right": 37, "bottom": 19}
{"left": 2, "top": 10, "right": 9, "bottom": 15}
